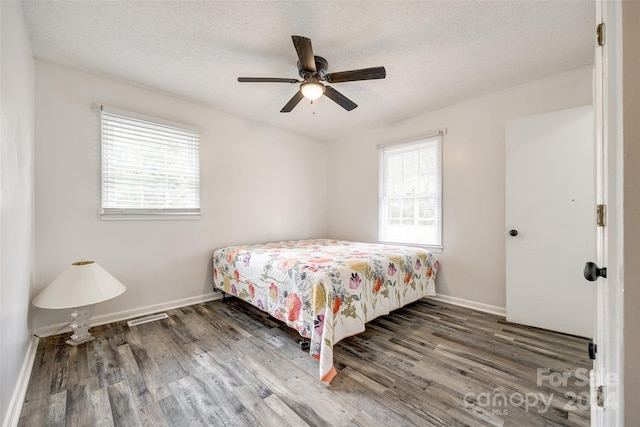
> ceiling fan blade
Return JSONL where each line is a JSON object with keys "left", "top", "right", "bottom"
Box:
{"left": 280, "top": 90, "right": 305, "bottom": 113}
{"left": 292, "top": 35, "right": 316, "bottom": 72}
{"left": 238, "top": 77, "right": 300, "bottom": 83}
{"left": 326, "top": 66, "right": 386, "bottom": 83}
{"left": 324, "top": 86, "right": 357, "bottom": 111}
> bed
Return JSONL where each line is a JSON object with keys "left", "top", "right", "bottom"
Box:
{"left": 212, "top": 239, "right": 439, "bottom": 383}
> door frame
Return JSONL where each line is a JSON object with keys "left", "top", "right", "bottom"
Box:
{"left": 593, "top": 0, "right": 624, "bottom": 425}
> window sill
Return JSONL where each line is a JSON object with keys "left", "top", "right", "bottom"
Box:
{"left": 100, "top": 213, "right": 201, "bottom": 221}
{"left": 379, "top": 240, "right": 443, "bottom": 253}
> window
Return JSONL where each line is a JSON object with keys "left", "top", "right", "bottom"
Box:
{"left": 100, "top": 105, "right": 200, "bottom": 219}
{"left": 379, "top": 133, "right": 442, "bottom": 247}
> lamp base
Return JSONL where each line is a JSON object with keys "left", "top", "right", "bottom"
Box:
{"left": 66, "top": 335, "right": 95, "bottom": 346}
{"left": 66, "top": 305, "right": 95, "bottom": 346}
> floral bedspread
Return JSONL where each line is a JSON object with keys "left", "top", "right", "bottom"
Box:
{"left": 212, "top": 239, "right": 439, "bottom": 383}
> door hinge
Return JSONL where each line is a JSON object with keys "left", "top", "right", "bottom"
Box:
{"left": 597, "top": 385, "right": 605, "bottom": 407}
{"left": 597, "top": 23, "right": 605, "bottom": 47}
{"left": 597, "top": 204, "right": 606, "bottom": 227}
{"left": 588, "top": 341, "right": 597, "bottom": 360}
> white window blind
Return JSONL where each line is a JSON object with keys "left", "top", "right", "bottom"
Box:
{"left": 379, "top": 134, "right": 442, "bottom": 247}
{"left": 100, "top": 106, "right": 200, "bottom": 219}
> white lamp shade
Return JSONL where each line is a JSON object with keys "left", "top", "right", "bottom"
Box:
{"left": 33, "top": 261, "right": 126, "bottom": 309}
{"left": 300, "top": 81, "right": 325, "bottom": 100}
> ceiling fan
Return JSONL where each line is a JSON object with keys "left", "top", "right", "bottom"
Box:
{"left": 238, "top": 35, "right": 386, "bottom": 113}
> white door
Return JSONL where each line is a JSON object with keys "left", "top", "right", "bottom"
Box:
{"left": 506, "top": 105, "right": 595, "bottom": 338}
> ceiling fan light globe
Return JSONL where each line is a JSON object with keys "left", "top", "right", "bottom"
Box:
{"left": 301, "top": 82, "right": 324, "bottom": 100}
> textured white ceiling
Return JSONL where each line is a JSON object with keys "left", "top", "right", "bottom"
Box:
{"left": 22, "top": 0, "right": 595, "bottom": 141}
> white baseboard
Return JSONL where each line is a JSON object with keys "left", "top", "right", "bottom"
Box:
{"left": 3, "top": 336, "right": 39, "bottom": 427}
{"left": 34, "top": 291, "right": 222, "bottom": 338}
{"left": 427, "top": 294, "right": 506, "bottom": 317}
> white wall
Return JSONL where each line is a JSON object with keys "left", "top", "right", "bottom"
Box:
{"left": 327, "top": 66, "right": 592, "bottom": 310}
{"left": 33, "top": 61, "right": 327, "bottom": 331}
{"left": 0, "top": 2, "right": 35, "bottom": 425}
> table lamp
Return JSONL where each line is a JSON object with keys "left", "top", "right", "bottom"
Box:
{"left": 32, "top": 261, "right": 126, "bottom": 345}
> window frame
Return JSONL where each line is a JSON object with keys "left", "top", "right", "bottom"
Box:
{"left": 99, "top": 104, "right": 201, "bottom": 221}
{"left": 378, "top": 132, "right": 443, "bottom": 250}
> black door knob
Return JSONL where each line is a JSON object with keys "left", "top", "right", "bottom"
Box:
{"left": 509, "top": 229, "right": 518, "bottom": 237}
{"left": 584, "top": 262, "right": 607, "bottom": 281}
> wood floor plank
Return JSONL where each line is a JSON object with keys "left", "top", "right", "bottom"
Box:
{"left": 44, "top": 391, "right": 66, "bottom": 427}
{"left": 136, "top": 321, "right": 191, "bottom": 383}
{"left": 20, "top": 297, "right": 591, "bottom": 427}
{"left": 20, "top": 337, "right": 59, "bottom": 417}
{"left": 138, "top": 400, "right": 170, "bottom": 427}
{"left": 90, "top": 387, "right": 115, "bottom": 427}
{"left": 16, "top": 410, "right": 45, "bottom": 427}
{"left": 93, "top": 335, "right": 125, "bottom": 388}
{"left": 262, "top": 393, "right": 311, "bottom": 427}
{"left": 124, "top": 326, "right": 174, "bottom": 401}
{"left": 157, "top": 394, "right": 190, "bottom": 427}
{"left": 107, "top": 380, "right": 142, "bottom": 426}
{"left": 116, "top": 343, "right": 153, "bottom": 409}
{"left": 48, "top": 338, "right": 70, "bottom": 395}
{"left": 170, "top": 373, "right": 241, "bottom": 426}
{"left": 231, "top": 385, "right": 293, "bottom": 427}
{"left": 65, "top": 382, "right": 93, "bottom": 427}
{"left": 166, "top": 380, "right": 208, "bottom": 426}
{"left": 185, "top": 366, "right": 259, "bottom": 426}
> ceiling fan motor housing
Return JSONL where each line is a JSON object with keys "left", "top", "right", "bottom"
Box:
{"left": 298, "top": 56, "right": 329, "bottom": 79}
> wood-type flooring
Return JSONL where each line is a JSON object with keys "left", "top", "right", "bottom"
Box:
{"left": 19, "top": 298, "right": 592, "bottom": 426}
